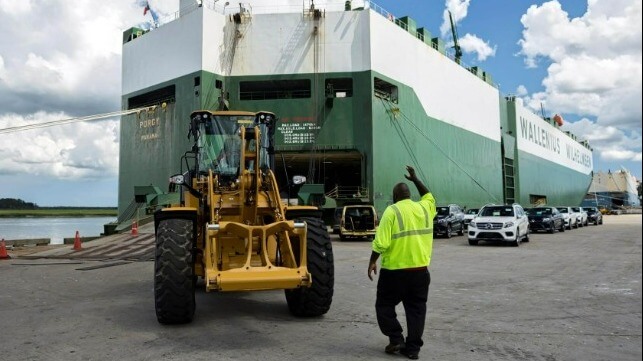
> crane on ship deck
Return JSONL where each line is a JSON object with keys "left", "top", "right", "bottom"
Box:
{"left": 448, "top": 10, "right": 463, "bottom": 65}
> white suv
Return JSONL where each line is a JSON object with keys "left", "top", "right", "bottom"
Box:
{"left": 572, "top": 207, "right": 588, "bottom": 227}
{"left": 468, "top": 204, "right": 530, "bottom": 247}
{"left": 556, "top": 207, "right": 578, "bottom": 230}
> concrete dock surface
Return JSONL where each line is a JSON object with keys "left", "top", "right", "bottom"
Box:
{"left": 1, "top": 215, "right": 641, "bottom": 361}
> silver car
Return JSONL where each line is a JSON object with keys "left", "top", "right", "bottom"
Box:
{"left": 556, "top": 207, "right": 578, "bottom": 230}
{"left": 571, "top": 206, "right": 588, "bottom": 227}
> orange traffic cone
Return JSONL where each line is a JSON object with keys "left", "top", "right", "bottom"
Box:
{"left": 131, "top": 220, "right": 139, "bottom": 236}
{"left": 73, "top": 231, "right": 82, "bottom": 251}
{"left": 1, "top": 238, "right": 12, "bottom": 260}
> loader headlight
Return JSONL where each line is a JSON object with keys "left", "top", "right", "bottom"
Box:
{"left": 292, "top": 175, "right": 307, "bottom": 185}
{"left": 169, "top": 174, "right": 185, "bottom": 185}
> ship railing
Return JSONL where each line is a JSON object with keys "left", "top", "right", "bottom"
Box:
{"left": 143, "top": 1, "right": 250, "bottom": 30}
{"left": 326, "top": 186, "right": 370, "bottom": 200}
{"left": 153, "top": 0, "right": 373, "bottom": 26}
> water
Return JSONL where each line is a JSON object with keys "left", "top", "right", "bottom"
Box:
{"left": 0, "top": 217, "right": 116, "bottom": 245}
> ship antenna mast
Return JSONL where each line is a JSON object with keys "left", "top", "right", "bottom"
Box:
{"left": 448, "top": 11, "right": 463, "bottom": 64}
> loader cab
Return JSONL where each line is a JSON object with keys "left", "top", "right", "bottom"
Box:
{"left": 190, "top": 111, "right": 276, "bottom": 181}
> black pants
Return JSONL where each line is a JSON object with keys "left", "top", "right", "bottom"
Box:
{"left": 375, "top": 268, "right": 430, "bottom": 353}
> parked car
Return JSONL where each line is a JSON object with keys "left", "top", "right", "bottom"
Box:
{"left": 572, "top": 206, "right": 588, "bottom": 227}
{"left": 433, "top": 204, "right": 465, "bottom": 238}
{"left": 526, "top": 207, "right": 565, "bottom": 233}
{"left": 463, "top": 208, "right": 480, "bottom": 228}
{"left": 556, "top": 206, "right": 578, "bottom": 230}
{"left": 468, "top": 204, "right": 530, "bottom": 246}
{"left": 583, "top": 207, "right": 603, "bottom": 225}
{"left": 338, "top": 204, "right": 378, "bottom": 241}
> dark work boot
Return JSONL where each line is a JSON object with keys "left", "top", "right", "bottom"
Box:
{"left": 384, "top": 341, "right": 403, "bottom": 354}
{"left": 400, "top": 347, "right": 419, "bottom": 360}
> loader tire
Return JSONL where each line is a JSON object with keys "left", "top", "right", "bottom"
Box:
{"left": 154, "top": 218, "right": 195, "bottom": 324}
{"left": 285, "top": 217, "right": 334, "bottom": 317}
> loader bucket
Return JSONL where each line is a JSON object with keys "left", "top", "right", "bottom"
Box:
{"left": 204, "top": 220, "right": 312, "bottom": 292}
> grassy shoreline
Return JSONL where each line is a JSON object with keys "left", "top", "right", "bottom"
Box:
{"left": 0, "top": 209, "right": 117, "bottom": 217}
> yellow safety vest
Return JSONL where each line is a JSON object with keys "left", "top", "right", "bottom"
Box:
{"left": 372, "top": 193, "right": 436, "bottom": 270}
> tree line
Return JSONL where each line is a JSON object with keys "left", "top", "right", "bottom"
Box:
{"left": 0, "top": 198, "right": 38, "bottom": 209}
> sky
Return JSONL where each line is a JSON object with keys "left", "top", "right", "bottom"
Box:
{"left": 0, "top": 0, "right": 640, "bottom": 206}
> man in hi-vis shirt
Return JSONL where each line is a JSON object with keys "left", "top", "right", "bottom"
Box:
{"left": 368, "top": 166, "right": 436, "bottom": 360}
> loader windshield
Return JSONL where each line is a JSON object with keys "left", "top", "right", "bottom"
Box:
{"left": 198, "top": 115, "right": 245, "bottom": 176}
{"left": 196, "top": 114, "right": 271, "bottom": 176}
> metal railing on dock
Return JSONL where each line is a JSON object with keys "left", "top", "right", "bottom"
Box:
{"left": 326, "top": 185, "right": 369, "bottom": 200}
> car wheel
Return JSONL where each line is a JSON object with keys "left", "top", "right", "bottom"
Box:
{"left": 511, "top": 237, "right": 520, "bottom": 247}
{"left": 559, "top": 222, "right": 565, "bottom": 232}
{"left": 599, "top": 219, "right": 603, "bottom": 225}
{"left": 457, "top": 222, "right": 464, "bottom": 236}
{"left": 523, "top": 230, "right": 530, "bottom": 242}
{"left": 445, "top": 224, "right": 452, "bottom": 239}
{"left": 548, "top": 225, "right": 555, "bottom": 234}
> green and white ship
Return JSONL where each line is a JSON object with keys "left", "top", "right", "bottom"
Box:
{"left": 118, "top": 0, "right": 593, "bottom": 220}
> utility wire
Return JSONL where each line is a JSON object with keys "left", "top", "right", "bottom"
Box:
{"left": 0, "top": 106, "right": 156, "bottom": 134}
{"left": 378, "top": 98, "right": 428, "bottom": 183}
{"left": 380, "top": 98, "right": 500, "bottom": 203}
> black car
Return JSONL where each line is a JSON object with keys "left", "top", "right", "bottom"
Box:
{"left": 584, "top": 207, "right": 603, "bottom": 225}
{"left": 525, "top": 206, "right": 565, "bottom": 233}
{"left": 433, "top": 204, "right": 465, "bottom": 238}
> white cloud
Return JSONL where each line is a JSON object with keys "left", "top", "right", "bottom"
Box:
{"left": 0, "top": 0, "right": 159, "bottom": 115}
{"left": 0, "top": 112, "right": 120, "bottom": 179}
{"left": 517, "top": 0, "right": 642, "bottom": 167}
{"left": 438, "top": 0, "right": 495, "bottom": 62}
{"left": 0, "top": 55, "right": 6, "bottom": 79}
{"left": 440, "top": 0, "right": 470, "bottom": 37}
{"left": 0, "top": 0, "right": 179, "bottom": 185}
{"left": 459, "top": 33, "right": 496, "bottom": 61}
{"left": 0, "top": 0, "right": 32, "bottom": 15}
{"left": 516, "top": 85, "right": 528, "bottom": 96}
{"left": 562, "top": 118, "right": 642, "bottom": 162}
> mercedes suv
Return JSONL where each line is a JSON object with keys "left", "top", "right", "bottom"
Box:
{"left": 583, "top": 207, "right": 603, "bottom": 225}
{"left": 468, "top": 204, "right": 530, "bottom": 246}
{"left": 572, "top": 206, "right": 588, "bottom": 227}
{"left": 433, "top": 204, "right": 465, "bottom": 238}
{"left": 525, "top": 206, "right": 565, "bottom": 233}
{"left": 556, "top": 206, "right": 578, "bottom": 230}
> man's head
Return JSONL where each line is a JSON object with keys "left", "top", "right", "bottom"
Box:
{"left": 392, "top": 182, "right": 411, "bottom": 203}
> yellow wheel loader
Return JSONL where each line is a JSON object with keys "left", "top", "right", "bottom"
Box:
{"left": 153, "top": 110, "right": 334, "bottom": 324}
